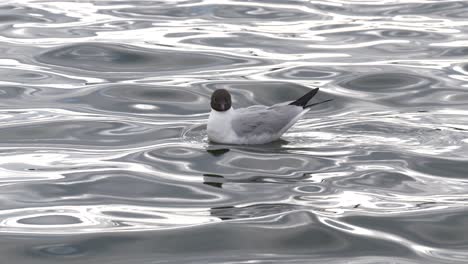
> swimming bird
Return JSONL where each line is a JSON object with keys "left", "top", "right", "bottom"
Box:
{"left": 207, "top": 87, "right": 331, "bottom": 144}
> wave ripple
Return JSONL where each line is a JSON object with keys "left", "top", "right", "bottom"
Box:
{"left": 1, "top": 0, "right": 468, "bottom": 263}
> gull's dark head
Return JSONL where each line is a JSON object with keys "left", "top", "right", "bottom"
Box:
{"left": 210, "top": 89, "right": 232, "bottom": 112}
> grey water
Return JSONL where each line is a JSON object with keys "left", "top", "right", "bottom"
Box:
{"left": 1, "top": 0, "right": 468, "bottom": 263}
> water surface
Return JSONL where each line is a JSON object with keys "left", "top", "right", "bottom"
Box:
{"left": 1, "top": 0, "right": 468, "bottom": 263}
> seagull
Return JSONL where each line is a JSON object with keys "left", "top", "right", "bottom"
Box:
{"left": 207, "top": 87, "right": 331, "bottom": 144}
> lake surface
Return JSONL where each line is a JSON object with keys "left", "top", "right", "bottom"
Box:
{"left": 1, "top": 0, "right": 468, "bottom": 263}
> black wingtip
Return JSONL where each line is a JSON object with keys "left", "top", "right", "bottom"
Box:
{"left": 289, "top": 87, "right": 320, "bottom": 108}
{"left": 304, "top": 99, "right": 333, "bottom": 109}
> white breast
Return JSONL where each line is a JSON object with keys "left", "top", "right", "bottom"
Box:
{"left": 207, "top": 109, "right": 239, "bottom": 144}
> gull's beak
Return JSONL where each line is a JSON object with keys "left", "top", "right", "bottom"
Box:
{"left": 218, "top": 104, "right": 227, "bottom": 111}
{"left": 212, "top": 103, "right": 228, "bottom": 111}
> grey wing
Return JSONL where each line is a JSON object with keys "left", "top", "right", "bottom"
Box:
{"left": 231, "top": 104, "right": 302, "bottom": 137}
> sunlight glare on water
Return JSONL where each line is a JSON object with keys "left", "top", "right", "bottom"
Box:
{"left": 0, "top": 0, "right": 468, "bottom": 263}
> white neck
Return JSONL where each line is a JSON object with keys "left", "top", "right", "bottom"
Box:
{"left": 209, "top": 107, "right": 234, "bottom": 118}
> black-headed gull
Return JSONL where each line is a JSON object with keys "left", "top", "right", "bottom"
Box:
{"left": 207, "top": 87, "right": 331, "bottom": 144}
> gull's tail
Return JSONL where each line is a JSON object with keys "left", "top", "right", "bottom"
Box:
{"left": 304, "top": 99, "right": 333, "bottom": 108}
{"left": 289, "top": 87, "right": 319, "bottom": 108}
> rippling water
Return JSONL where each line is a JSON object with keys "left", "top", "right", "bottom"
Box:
{"left": 1, "top": 0, "right": 468, "bottom": 263}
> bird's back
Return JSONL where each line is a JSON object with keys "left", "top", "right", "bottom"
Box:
{"left": 230, "top": 103, "right": 305, "bottom": 143}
